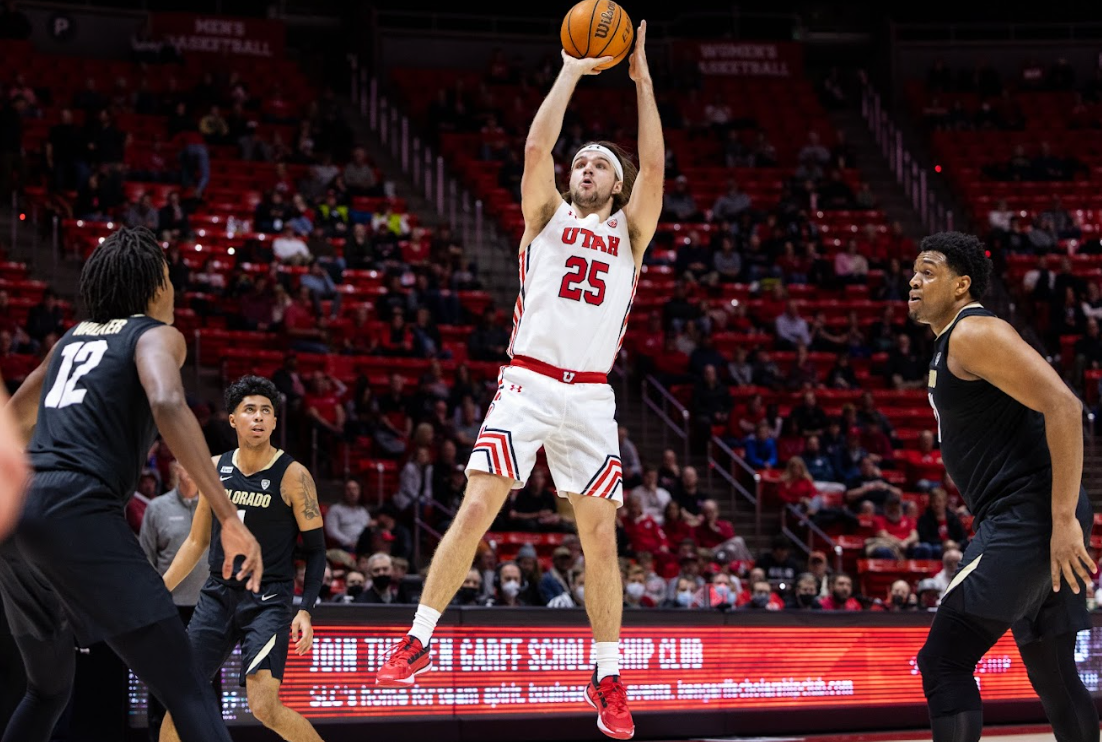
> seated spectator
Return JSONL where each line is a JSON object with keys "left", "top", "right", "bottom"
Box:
{"left": 787, "top": 573, "right": 823, "bottom": 610}
{"left": 902, "top": 429, "right": 943, "bottom": 491}
{"left": 325, "top": 478, "right": 371, "bottom": 551}
{"left": 631, "top": 466, "right": 672, "bottom": 523}
{"left": 1033, "top": 141, "right": 1074, "bottom": 181}
{"left": 354, "top": 553, "right": 402, "bottom": 604}
{"left": 1041, "top": 196, "right": 1081, "bottom": 240}
{"left": 857, "top": 392, "right": 894, "bottom": 439}
{"left": 157, "top": 191, "right": 189, "bottom": 238}
{"left": 819, "top": 572, "right": 862, "bottom": 610}
{"left": 507, "top": 469, "right": 562, "bottom": 532}
{"left": 884, "top": 333, "right": 926, "bottom": 390}
{"left": 661, "top": 500, "right": 695, "bottom": 548}
{"left": 318, "top": 191, "right": 351, "bottom": 236}
{"left": 283, "top": 286, "right": 329, "bottom": 354}
{"left": 622, "top": 492, "right": 670, "bottom": 557}
{"left": 740, "top": 579, "right": 782, "bottom": 611}
{"left": 453, "top": 568, "right": 492, "bottom": 607}
{"left": 750, "top": 350, "right": 783, "bottom": 390}
{"left": 775, "top": 300, "right": 812, "bottom": 350}
{"left": 624, "top": 566, "right": 657, "bottom": 608}
{"left": 743, "top": 421, "right": 778, "bottom": 469}
{"left": 887, "top": 579, "right": 918, "bottom": 612}
{"left": 929, "top": 547, "right": 963, "bottom": 596}
{"left": 866, "top": 493, "right": 923, "bottom": 559}
{"left": 691, "top": 364, "right": 731, "bottom": 441}
{"left": 756, "top": 535, "right": 802, "bottom": 586}
{"left": 712, "top": 181, "right": 751, "bottom": 222}
{"left": 199, "top": 105, "right": 229, "bottom": 144}
{"left": 488, "top": 562, "right": 531, "bottom": 607}
{"left": 826, "top": 352, "right": 859, "bottom": 390}
{"left": 819, "top": 169, "right": 855, "bottom": 210}
{"left": 664, "top": 576, "right": 701, "bottom": 609}
{"left": 273, "top": 223, "right": 312, "bottom": 265}
{"left": 343, "top": 222, "right": 376, "bottom": 270}
{"left": 344, "top": 146, "right": 381, "bottom": 197}
{"left": 785, "top": 343, "right": 820, "bottom": 391}
{"left": 703, "top": 571, "right": 739, "bottom": 611}
{"left": 361, "top": 502, "right": 413, "bottom": 562}
{"left": 834, "top": 240, "right": 869, "bottom": 285}
{"left": 25, "top": 289, "right": 65, "bottom": 344}
{"left": 662, "top": 175, "right": 702, "bottom": 222}
{"left": 727, "top": 347, "right": 753, "bottom": 386}
{"left": 779, "top": 455, "right": 822, "bottom": 512}
{"left": 393, "top": 446, "right": 434, "bottom": 515}
{"left": 468, "top": 307, "right": 510, "bottom": 362}
{"left": 845, "top": 456, "right": 901, "bottom": 511}
{"left": 304, "top": 371, "right": 347, "bottom": 448}
{"left": 332, "top": 570, "right": 367, "bottom": 604}
{"left": 988, "top": 198, "right": 1013, "bottom": 233}
{"left": 539, "top": 547, "right": 575, "bottom": 605}
{"left": 916, "top": 487, "right": 965, "bottom": 557}
{"left": 693, "top": 499, "right": 737, "bottom": 551}
{"left": 858, "top": 420, "right": 893, "bottom": 463}
{"left": 512, "top": 543, "right": 545, "bottom": 606}
{"left": 300, "top": 260, "right": 341, "bottom": 320}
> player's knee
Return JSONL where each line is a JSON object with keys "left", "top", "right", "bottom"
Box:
{"left": 246, "top": 685, "right": 282, "bottom": 726}
{"left": 916, "top": 641, "right": 939, "bottom": 693}
{"left": 454, "top": 497, "right": 493, "bottom": 532}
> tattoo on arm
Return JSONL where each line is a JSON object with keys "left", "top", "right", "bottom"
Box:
{"left": 300, "top": 470, "right": 321, "bottom": 521}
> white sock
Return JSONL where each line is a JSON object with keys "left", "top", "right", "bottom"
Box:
{"left": 594, "top": 641, "right": 620, "bottom": 682}
{"left": 408, "top": 605, "right": 441, "bottom": 646}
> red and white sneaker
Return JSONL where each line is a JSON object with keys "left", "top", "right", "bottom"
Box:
{"left": 584, "top": 668, "right": 635, "bottom": 740}
{"left": 374, "top": 636, "right": 432, "bottom": 687}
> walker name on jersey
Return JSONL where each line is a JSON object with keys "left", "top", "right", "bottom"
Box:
{"left": 72, "top": 319, "right": 129, "bottom": 336}
{"left": 562, "top": 227, "right": 620, "bottom": 257}
{"left": 227, "top": 489, "right": 273, "bottom": 508}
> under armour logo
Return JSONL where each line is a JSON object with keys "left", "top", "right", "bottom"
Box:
{"left": 509, "top": 384, "right": 523, "bottom": 393}
{"left": 562, "top": 372, "right": 575, "bottom": 383}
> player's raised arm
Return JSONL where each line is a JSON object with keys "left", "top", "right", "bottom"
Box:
{"left": 949, "top": 316, "right": 1095, "bottom": 592}
{"left": 521, "top": 51, "right": 612, "bottom": 240}
{"left": 622, "top": 20, "right": 664, "bottom": 258}
{"left": 283, "top": 460, "right": 325, "bottom": 654}
{"left": 135, "top": 325, "right": 264, "bottom": 591}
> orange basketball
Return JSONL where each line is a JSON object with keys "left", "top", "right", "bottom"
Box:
{"left": 560, "top": 0, "right": 634, "bottom": 72}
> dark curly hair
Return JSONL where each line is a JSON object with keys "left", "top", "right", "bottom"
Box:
{"left": 224, "top": 375, "right": 281, "bottom": 415}
{"left": 918, "top": 231, "right": 992, "bottom": 301}
{"left": 80, "top": 226, "right": 167, "bottom": 323}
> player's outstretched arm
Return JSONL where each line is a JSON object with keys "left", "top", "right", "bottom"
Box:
{"left": 0, "top": 381, "right": 29, "bottom": 540}
{"left": 521, "top": 51, "right": 612, "bottom": 239}
{"left": 623, "top": 20, "right": 664, "bottom": 260}
{"left": 7, "top": 344, "right": 55, "bottom": 444}
{"left": 283, "top": 461, "right": 324, "bottom": 654}
{"left": 135, "top": 325, "right": 264, "bottom": 591}
{"left": 950, "top": 316, "right": 1096, "bottom": 593}
{"left": 162, "top": 486, "right": 214, "bottom": 592}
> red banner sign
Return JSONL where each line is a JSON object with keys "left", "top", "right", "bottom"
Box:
{"left": 131, "top": 621, "right": 1102, "bottom": 725}
{"left": 151, "top": 13, "right": 285, "bottom": 58}
{"left": 679, "top": 41, "right": 804, "bottom": 77}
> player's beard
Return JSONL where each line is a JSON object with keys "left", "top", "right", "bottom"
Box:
{"left": 570, "top": 184, "right": 610, "bottom": 210}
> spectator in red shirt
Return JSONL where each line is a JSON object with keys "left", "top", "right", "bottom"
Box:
{"left": 693, "top": 499, "right": 735, "bottom": 550}
{"left": 377, "top": 308, "right": 416, "bottom": 357}
{"left": 661, "top": 500, "right": 695, "bottom": 549}
{"left": 305, "top": 371, "right": 348, "bottom": 445}
{"left": 858, "top": 419, "right": 894, "bottom": 463}
{"left": 125, "top": 469, "right": 160, "bottom": 533}
{"left": 622, "top": 492, "right": 670, "bottom": 558}
{"left": 819, "top": 572, "right": 862, "bottom": 611}
{"left": 904, "top": 430, "right": 944, "bottom": 491}
{"left": 866, "top": 493, "right": 920, "bottom": 559}
{"left": 915, "top": 487, "right": 966, "bottom": 556}
{"left": 283, "top": 286, "right": 330, "bottom": 354}
{"left": 779, "top": 456, "right": 821, "bottom": 511}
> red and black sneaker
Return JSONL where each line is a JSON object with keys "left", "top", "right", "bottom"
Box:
{"left": 584, "top": 667, "right": 635, "bottom": 740}
{"left": 374, "top": 635, "right": 432, "bottom": 687}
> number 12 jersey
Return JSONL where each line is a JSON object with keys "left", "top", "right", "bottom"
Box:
{"left": 508, "top": 200, "right": 637, "bottom": 374}
{"left": 28, "top": 315, "right": 164, "bottom": 505}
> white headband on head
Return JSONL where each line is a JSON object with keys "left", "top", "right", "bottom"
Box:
{"left": 572, "top": 144, "right": 624, "bottom": 182}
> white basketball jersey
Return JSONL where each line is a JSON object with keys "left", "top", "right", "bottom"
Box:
{"left": 508, "top": 200, "right": 637, "bottom": 374}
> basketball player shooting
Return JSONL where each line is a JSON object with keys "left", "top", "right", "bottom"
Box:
{"left": 159, "top": 375, "right": 326, "bottom": 742}
{"left": 375, "top": 21, "right": 663, "bottom": 741}
{"left": 908, "top": 232, "right": 1098, "bottom": 742}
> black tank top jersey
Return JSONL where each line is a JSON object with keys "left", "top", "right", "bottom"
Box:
{"left": 209, "top": 448, "right": 299, "bottom": 586}
{"left": 27, "top": 315, "right": 164, "bottom": 504}
{"left": 928, "top": 305, "right": 1052, "bottom": 522}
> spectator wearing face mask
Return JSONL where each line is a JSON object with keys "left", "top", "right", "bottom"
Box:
{"left": 453, "top": 568, "right": 491, "bottom": 607}
{"left": 886, "top": 579, "right": 918, "bottom": 611}
{"left": 623, "top": 565, "right": 656, "bottom": 608}
{"left": 492, "top": 562, "right": 529, "bottom": 607}
{"left": 929, "top": 548, "right": 963, "bottom": 596}
{"left": 819, "top": 572, "right": 862, "bottom": 610}
{"left": 355, "top": 553, "right": 398, "bottom": 604}
{"left": 706, "top": 572, "right": 739, "bottom": 611}
{"left": 334, "top": 571, "right": 366, "bottom": 604}
{"left": 741, "top": 580, "right": 782, "bottom": 611}
{"left": 663, "top": 576, "right": 700, "bottom": 608}
{"left": 787, "top": 573, "right": 823, "bottom": 610}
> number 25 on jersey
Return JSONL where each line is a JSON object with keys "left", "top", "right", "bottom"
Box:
{"left": 558, "top": 256, "right": 609, "bottom": 306}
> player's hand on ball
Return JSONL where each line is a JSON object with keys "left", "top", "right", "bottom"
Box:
{"left": 221, "top": 518, "right": 264, "bottom": 592}
{"left": 560, "top": 50, "right": 614, "bottom": 77}
{"left": 1050, "top": 517, "right": 1096, "bottom": 593}
{"left": 292, "top": 610, "right": 314, "bottom": 655}
{"left": 629, "top": 20, "right": 650, "bottom": 83}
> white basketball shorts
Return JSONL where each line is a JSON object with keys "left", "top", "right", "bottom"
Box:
{"left": 465, "top": 364, "right": 624, "bottom": 506}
